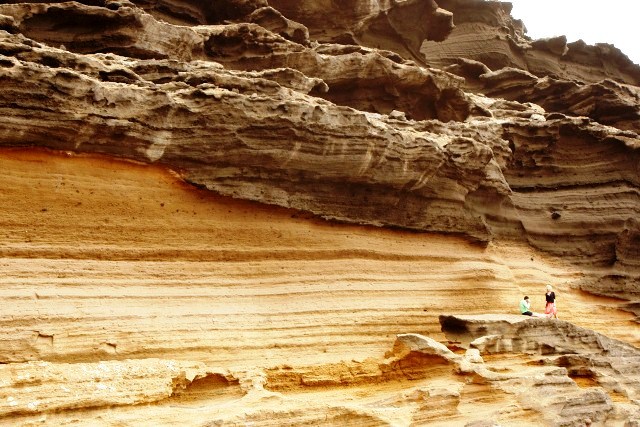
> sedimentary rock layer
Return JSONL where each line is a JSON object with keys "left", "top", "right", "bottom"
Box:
{"left": 1, "top": 23, "right": 639, "bottom": 278}
{"left": 0, "top": 29, "right": 503, "bottom": 243}
{"left": 1, "top": 149, "right": 638, "bottom": 425}
{"left": 0, "top": 0, "right": 639, "bottom": 425}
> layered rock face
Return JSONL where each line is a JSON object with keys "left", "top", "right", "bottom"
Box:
{"left": 439, "top": 315, "right": 640, "bottom": 426}
{"left": 0, "top": 0, "right": 639, "bottom": 425}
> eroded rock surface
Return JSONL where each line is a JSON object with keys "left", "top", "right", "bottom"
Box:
{"left": 440, "top": 314, "right": 640, "bottom": 426}
{"left": 0, "top": 0, "right": 639, "bottom": 425}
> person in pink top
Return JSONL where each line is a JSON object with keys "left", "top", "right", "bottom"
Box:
{"left": 544, "top": 284, "right": 558, "bottom": 319}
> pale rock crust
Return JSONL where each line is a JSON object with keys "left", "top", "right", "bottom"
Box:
{"left": 0, "top": 359, "right": 218, "bottom": 417}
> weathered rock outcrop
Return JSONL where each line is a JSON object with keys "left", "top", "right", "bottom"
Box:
{"left": 267, "top": 0, "right": 455, "bottom": 60}
{"left": 0, "top": 0, "right": 639, "bottom": 425}
{"left": 421, "top": 0, "right": 640, "bottom": 86}
{"left": 0, "top": 32, "right": 500, "bottom": 242}
{"left": 439, "top": 314, "right": 640, "bottom": 426}
{"left": 420, "top": 0, "right": 640, "bottom": 135}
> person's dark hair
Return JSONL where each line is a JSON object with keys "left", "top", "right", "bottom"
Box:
{"left": 524, "top": 296, "right": 529, "bottom": 300}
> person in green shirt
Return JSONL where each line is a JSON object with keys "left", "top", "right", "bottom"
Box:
{"left": 519, "top": 296, "right": 533, "bottom": 316}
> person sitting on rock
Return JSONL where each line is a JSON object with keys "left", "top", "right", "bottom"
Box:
{"left": 520, "top": 296, "right": 533, "bottom": 316}
{"left": 545, "top": 284, "right": 558, "bottom": 319}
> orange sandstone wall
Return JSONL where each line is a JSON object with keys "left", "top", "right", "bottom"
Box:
{"left": 2, "top": 148, "right": 637, "bottom": 370}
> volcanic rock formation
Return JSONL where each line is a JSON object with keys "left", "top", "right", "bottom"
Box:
{"left": 0, "top": 0, "right": 639, "bottom": 425}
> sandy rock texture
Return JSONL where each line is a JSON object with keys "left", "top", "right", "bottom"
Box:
{"left": 0, "top": 0, "right": 639, "bottom": 425}
{"left": 439, "top": 315, "right": 640, "bottom": 426}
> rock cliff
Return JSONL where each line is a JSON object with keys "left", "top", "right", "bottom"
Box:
{"left": 0, "top": 0, "right": 639, "bottom": 425}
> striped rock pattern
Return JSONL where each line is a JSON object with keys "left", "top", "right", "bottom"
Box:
{"left": 0, "top": 0, "right": 639, "bottom": 425}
